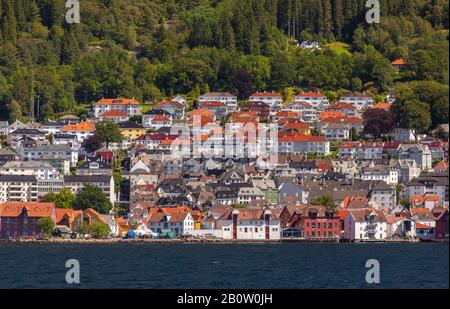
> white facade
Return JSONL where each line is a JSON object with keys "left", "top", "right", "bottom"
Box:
{"left": 199, "top": 92, "right": 238, "bottom": 112}
{"left": 339, "top": 94, "right": 374, "bottom": 110}
{"left": 295, "top": 93, "right": 329, "bottom": 111}
{"left": 0, "top": 161, "right": 60, "bottom": 180}
{"left": 249, "top": 93, "right": 283, "bottom": 110}
{"left": 344, "top": 211, "right": 388, "bottom": 241}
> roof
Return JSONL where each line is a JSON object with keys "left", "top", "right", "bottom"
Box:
{"left": 63, "top": 121, "right": 96, "bottom": 132}
{"left": 56, "top": 208, "right": 83, "bottom": 224}
{"left": 64, "top": 175, "right": 112, "bottom": 183}
{"left": 0, "top": 202, "right": 55, "bottom": 218}
{"left": 278, "top": 133, "right": 327, "bottom": 143}
{"left": 219, "top": 208, "right": 277, "bottom": 221}
{"left": 0, "top": 175, "right": 37, "bottom": 182}
{"left": 250, "top": 92, "right": 281, "bottom": 97}
{"left": 391, "top": 59, "right": 407, "bottom": 66}
{"left": 100, "top": 110, "right": 128, "bottom": 117}
{"left": 296, "top": 92, "right": 326, "bottom": 98}
{"left": 9, "top": 128, "right": 45, "bottom": 135}
{"left": 187, "top": 110, "right": 215, "bottom": 117}
{"left": 370, "top": 103, "right": 393, "bottom": 110}
{"left": 96, "top": 98, "right": 141, "bottom": 105}
{"left": 200, "top": 92, "right": 236, "bottom": 98}
{"left": 200, "top": 101, "right": 226, "bottom": 108}
{"left": 415, "top": 223, "right": 433, "bottom": 229}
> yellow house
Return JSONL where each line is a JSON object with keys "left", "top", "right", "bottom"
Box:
{"left": 119, "top": 122, "right": 147, "bottom": 140}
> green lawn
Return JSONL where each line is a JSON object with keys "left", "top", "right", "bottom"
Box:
{"left": 324, "top": 42, "right": 351, "bottom": 55}
{"left": 141, "top": 103, "right": 156, "bottom": 113}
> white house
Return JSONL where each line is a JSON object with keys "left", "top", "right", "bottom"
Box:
{"left": 339, "top": 92, "right": 374, "bottom": 111}
{"left": 237, "top": 187, "right": 265, "bottom": 205}
{"left": 218, "top": 208, "right": 281, "bottom": 240}
{"left": 344, "top": 209, "right": 388, "bottom": 241}
{"left": 199, "top": 92, "right": 238, "bottom": 113}
{"left": 0, "top": 161, "right": 60, "bottom": 180}
{"left": 360, "top": 162, "right": 398, "bottom": 186}
{"left": 249, "top": 92, "right": 283, "bottom": 110}
{"left": 146, "top": 212, "right": 195, "bottom": 236}
{"left": 94, "top": 98, "right": 142, "bottom": 118}
{"left": 295, "top": 92, "right": 329, "bottom": 111}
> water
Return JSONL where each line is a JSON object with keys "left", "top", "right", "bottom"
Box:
{"left": 0, "top": 242, "right": 448, "bottom": 289}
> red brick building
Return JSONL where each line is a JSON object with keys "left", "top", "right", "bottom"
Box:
{"left": 287, "top": 205, "right": 340, "bottom": 240}
{"left": 0, "top": 202, "right": 56, "bottom": 239}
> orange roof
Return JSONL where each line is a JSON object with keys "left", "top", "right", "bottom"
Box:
{"left": 320, "top": 111, "right": 344, "bottom": 118}
{"left": 297, "top": 92, "right": 326, "bottom": 97}
{"left": 96, "top": 98, "right": 141, "bottom": 105}
{"left": 433, "top": 160, "right": 448, "bottom": 171}
{"left": 188, "top": 110, "right": 215, "bottom": 117}
{"left": 63, "top": 121, "right": 96, "bottom": 132}
{"left": 278, "top": 133, "right": 327, "bottom": 143}
{"left": 231, "top": 117, "right": 259, "bottom": 125}
{"left": 0, "top": 202, "right": 55, "bottom": 218}
{"left": 275, "top": 111, "right": 301, "bottom": 118}
{"left": 411, "top": 208, "right": 432, "bottom": 215}
{"left": 391, "top": 59, "right": 407, "bottom": 66}
{"left": 330, "top": 103, "right": 355, "bottom": 109}
{"left": 231, "top": 111, "right": 258, "bottom": 119}
{"left": 251, "top": 92, "right": 281, "bottom": 97}
{"left": 100, "top": 110, "right": 127, "bottom": 117}
{"left": 370, "top": 103, "right": 393, "bottom": 110}
{"left": 415, "top": 223, "right": 433, "bottom": 229}
{"left": 188, "top": 115, "right": 215, "bottom": 127}
{"left": 84, "top": 208, "right": 109, "bottom": 225}
{"left": 282, "top": 121, "right": 310, "bottom": 130}
{"left": 337, "top": 210, "right": 349, "bottom": 220}
{"left": 152, "top": 115, "right": 171, "bottom": 122}
{"left": 320, "top": 116, "right": 363, "bottom": 124}
{"left": 56, "top": 208, "right": 83, "bottom": 223}
{"left": 200, "top": 101, "right": 226, "bottom": 107}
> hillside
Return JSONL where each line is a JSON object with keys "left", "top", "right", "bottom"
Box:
{"left": 0, "top": 0, "right": 448, "bottom": 127}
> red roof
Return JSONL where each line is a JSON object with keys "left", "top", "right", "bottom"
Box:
{"left": 251, "top": 92, "right": 281, "bottom": 97}
{"left": 391, "top": 59, "right": 407, "bottom": 66}
{"left": 320, "top": 116, "right": 363, "bottom": 124}
{"left": 416, "top": 223, "right": 433, "bottom": 230}
{"left": 279, "top": 133, "right": 327, "bottom": 143}
{"left": 0, "top": 202, "right": 55, "bottom": 218}
{"left": 200, "top": 101, "right": 226, "bottom": 108}
{"left": 100, "top": 110, "right": 127, "bottom": 117}
{"left": 96, "top": 98, "right": 141, "bottom": 105}
{"left": 297, "top": 92, "right": 326, "bottom": 98}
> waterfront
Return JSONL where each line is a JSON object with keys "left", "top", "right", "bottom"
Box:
{"left": 0, "top": 242, "right": 448, "bottom": 289}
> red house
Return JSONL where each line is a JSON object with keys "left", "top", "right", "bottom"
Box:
{"left": 287, "top": 205, "right": 340, "bottom": 240}
{"left": 0, "top": 202, "right": 56, "bottom": 239}
{"left": 433, "top": 208, "right": 448, "bottom": 240}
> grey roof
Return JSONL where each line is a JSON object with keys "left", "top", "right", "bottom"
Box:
{"left": 64, "top": 175, "right": 112, "bottom": 183}
{"left": 9, "top": 128, "right": 45, "bottom": 135}
{"left": 24, "top": 145, "right": 72, "bottom": 152}
{"left": 0, "top": 175, "right": 37, "bottom": 182}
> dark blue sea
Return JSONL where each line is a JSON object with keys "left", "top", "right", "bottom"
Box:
{"left": 0, "top": 242, "right": 448, "bottom": 289}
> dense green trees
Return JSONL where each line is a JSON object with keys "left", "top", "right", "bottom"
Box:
{"left": 0, "top": 0, "right": 447, "bottom": 124}
{"left": 73, "top": 185, "right": 113, "bottom": 214}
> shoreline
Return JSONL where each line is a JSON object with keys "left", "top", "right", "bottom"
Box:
{"left": 0, "top": 238, "right": 447, "bottom": 245}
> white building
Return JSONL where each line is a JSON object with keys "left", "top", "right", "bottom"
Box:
{"left": 339, "top": 93, "right": 374, "bottom": 110}
{"left": 392, "top": 128, "right": 419, "bottom": 142}
{"left": 146, "top": 212, "right": 195, "bottom": 236}
{"left": 199, "top": 92, "right": 238, "bottom": 113}
{"left": 64, "top": 175, "right": 115, "bottom": 204}
{"left": 0, "top": 161, "right": 60, "bottom": 180}
{"left": 360, "top": 162, "right": 398, "bottom": 186}
{"left": 249, "top": 92, "right": 283, "bottom": 110}
{"left": 237, "top": 187, "right": 265, "bottom": 205}
{"left": 21, "top": 145, "right": 78, "bottom": 167}
{"left": 218, "top": 208, "right": 281, "bottom": 240}
{"left": 94, "top": 98, "right": 142, "bottom": 118}
{"left": 344, "top": 209, "right": 388, "bottom": 241}
{"left": 295, "top": 92, "right": 329, "bottom": 111}
{"left": 0, "top": 175, "right": 38, "bottom": 203}
{"left": 339, "top": 142, "right": 384, "bottom": 160}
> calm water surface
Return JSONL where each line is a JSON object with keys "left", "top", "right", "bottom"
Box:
{"left": 0, "top": 242, "right": 448, "bottom": 289}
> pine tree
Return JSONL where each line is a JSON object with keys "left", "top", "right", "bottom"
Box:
{"left": 2, "top": 0, "right": 17, "bottom": 44}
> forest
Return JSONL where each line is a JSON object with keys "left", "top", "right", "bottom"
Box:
{"left": 0, "top": 0, "right": 448, "bottom": 132}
